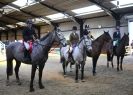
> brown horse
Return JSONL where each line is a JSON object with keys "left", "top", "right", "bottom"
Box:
{"left": 86, "top": 31, "right": 112, "bottom": 75}
{"left": 107, "top": 33, "right": 129, "bottom": 71}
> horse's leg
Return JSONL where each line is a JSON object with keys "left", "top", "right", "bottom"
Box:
{"left": 38, "top": 64, "right": 45, "bottom": 89}
{"left": 70, "top": 62, "right": 72, "bottom": 72}
{"left": 75, "top": 62, "right": 79, "bottom": 83}
{"left": 62, "top": 61, "right": 66, "bottom": 75}
{"left": 107, "top": 52, "right": 110, "bottom": 68}
{"left": 92, "top": 55, "right": 99, "bottom": 76}
{"left": 6, "top": 59, "right": 13, "bottom": 86}
{"left": 117, "top": 56, "right": 120, "bottom": 71}
{"left": 120, "top": 56, "right": 124, "bottom": 71}
{"left": 14, "top": 60, "right": 21, "bottom": 85}
{"left": 81, "top": 61, "right": 85, "bottom": 82}
{"left": 111, "top": 54, "right": 114, "bottom": 68}
{"left": 30, "top": 64, "right": 37, "bottom": 92}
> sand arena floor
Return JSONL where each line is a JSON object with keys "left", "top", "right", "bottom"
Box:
{"left": 0, "top": 52, "right": 133, "bottom": 95}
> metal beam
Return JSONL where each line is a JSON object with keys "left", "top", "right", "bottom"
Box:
{"left": 13, "top": 29, "right": 17, "bottom": 40}
{"left": 5, "top": 15, "right": 25, "bottom": 22}
{"left": 88, "top": 0, "right": 120, "bottom": 20}
{"left": 6, "top": 31, "right": 8, "bottom": 40}
{"left": 39, "top": 1, "right": 86, "bottom": 37}
{"left": 0, "top": 2, "right": 52, "bottom": 25}
{"left": 0, "top": 20, "right": 11, "bottom": 29}
{"left": 9, "top": 3, "right": 52, "bottom": 25}
{"left": 39, "top": 1, "right": 77, "bottom": 22}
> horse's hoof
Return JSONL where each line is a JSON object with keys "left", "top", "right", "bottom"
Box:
{"left": 16, "top": 81, "right": 22, "bottom": 85}
{"left": 29, "top": 88, "right": 35, "bottom": 92}
{"left": 17, "top": 82, "right": 21, "bottom": 85}
{"left": 117, "top": 68, "right": 119, "bottom": 71}
{"left": 120, "top": 67, "right": 123, "bottom": 71}
{"left": 39, "top": 85, "right": 45, "bottom": 89}
{"left": 75, "top": 80, "right": 78, "bottom": 83}
{"left": 93, "top": 72, "right": 96, "bottom": 76}
{"left": 6, "top": 81, "right": 10, "bottom": 86}
{"left": 81, "top": 79, "right": 85, "bottom": 82}
{"left": 64, "top": 75, "right": 67, "bottom": 78}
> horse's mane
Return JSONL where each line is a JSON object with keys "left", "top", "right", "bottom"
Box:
{"left": 120, "top": 34, "right": 126, "bottom": 41}
{"left": 119, "top": 34, "right": 128, "bottom": 44}
{"left": 40, "top": 32, "right": 52, "bottom": 41}
{"left": 93, "top": 33, "right": 104, "bottom": 42}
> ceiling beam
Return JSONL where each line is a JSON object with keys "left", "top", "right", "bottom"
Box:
{"left": 88, "top": 0, "right": 120, "bottom": 20}
{"left": 39, "top": 1, "right": 80, "bottom": 23}
{"left": 8, "top": 3, "right": 53, "bottom": 25}
{"left": 0, "top": 20, "right": 11, "bottom": 29}
{"left": 5, "top": 15, "right": 25, "bottom": 22}
{"left": 0, "top": 2, "right": 53, "bottom": 25}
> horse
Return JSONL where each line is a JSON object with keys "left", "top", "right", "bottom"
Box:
{"left": 61, "top": 35, "right": 92, "bottom": 82}
{"left": 107, "top": 33, "right": 129, "bottom": 71}
{"left": 86, "top": 31, "right": 112, "bottom": 76}
{"left": 6, "top": 29, "right": 67, "bottom": 92}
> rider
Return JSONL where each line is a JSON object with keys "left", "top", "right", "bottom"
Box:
{"left": 69, "top": 26, "right": 79, "bottom": 61}
{"left": 84, "top": 25, "right": 94, "bottom": 40}
{"left": 113, "top": 26, "right": 121, "bottom": 52}
{"left": 22, "top": 19, "right": 38, "bottom": 60}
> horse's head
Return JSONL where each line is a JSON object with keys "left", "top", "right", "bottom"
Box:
{"left": 123, "top": 33, "right": 129, "bottom": 46}
{"left": 83, "top": 35, "right": 92, "bottom": 51}
{"left": 103, "top": 31, "right": 112, "bottom": 42}
{"left": 54, "top": 29, "right": 67, "bottom": 46}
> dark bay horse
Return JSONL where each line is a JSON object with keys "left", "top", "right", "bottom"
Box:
{"left": 86, "top": 31, "right": 112, "bottom": 75}
{"left": 107, "top": 33, "right": 129, "bottom": 71}
{"left": 6, "top": 30, "right": 67, "bottom": 92}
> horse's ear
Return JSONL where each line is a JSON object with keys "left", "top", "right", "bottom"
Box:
{"left": 104, "top": 31, "right": 108, "bottom": 33}
{"left": 124, "top": 32, "right": 128, "bottom": 35}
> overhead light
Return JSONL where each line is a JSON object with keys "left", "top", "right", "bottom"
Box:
{"left": 6, "top": 25, "right": 16, "bottom": 28}
{"left": 12, "top": 0, "right": 33, "bottom": 7}
{"left": 46, "top": 13, "right": 68, "bottom": 20}
{"left": 16, "top": 22, "right": 26, "bottom": 26}
{"left": 71, "top": 5, "right": 103, "bottom": 16}
{"left": 0, "top": 27, "right": 6, "bottom": 30}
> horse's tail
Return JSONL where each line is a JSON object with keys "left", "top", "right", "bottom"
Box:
{"left": 6, "top": 46, "right": 13, "bottom": 76}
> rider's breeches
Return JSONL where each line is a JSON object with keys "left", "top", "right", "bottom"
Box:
{"left": 24, "top": 42, "right": 30, "bottom": 50}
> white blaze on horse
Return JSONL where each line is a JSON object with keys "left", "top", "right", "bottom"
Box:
{"left": 61, "top": 35, "right": 92, "bottom": 82}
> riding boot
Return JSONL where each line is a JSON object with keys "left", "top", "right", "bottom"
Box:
{"left": 24, "top": 49, "right": 28, "bottom": 58}
{"left": 24, "top": 49, "right": 31, "bottom": 61}
{"left": 69, "top": 51, "right": 74, "bottom": 65}
{"left": 113, "top": 46, "right": 116, "bottom": 54}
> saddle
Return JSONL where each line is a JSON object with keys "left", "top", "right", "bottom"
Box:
{"left": 27, "top": 41, "right": 33, "bottom": 54}
{"left": 20, "top": 41, "right": 33, "bottom": 54}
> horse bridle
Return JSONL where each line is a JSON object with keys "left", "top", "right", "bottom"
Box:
{"left": 55, "top": 30, "right": 67, "bottom": 46}
{"left": 78, "top": 36, "right": 91, "bottom": 49}
{"left": 34, "top": 30, "right": 66, "bottom": 47}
